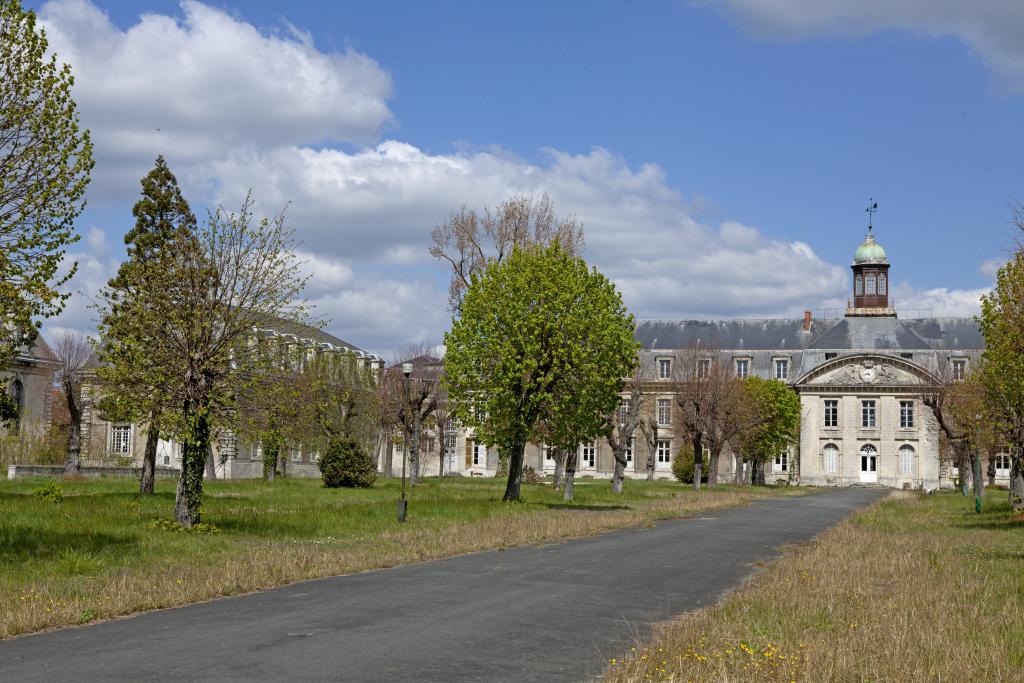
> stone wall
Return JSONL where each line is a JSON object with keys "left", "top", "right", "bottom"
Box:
{"left": 7, "top": 464, "right": 179, "bottom": 480}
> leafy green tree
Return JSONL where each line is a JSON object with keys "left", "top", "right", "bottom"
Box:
{"left": 978, "top": 237, "right": 1024, "bottom": 509}
{"left": 444, "top": 243, "right": 638, "bottom": 502}
{"left": 1, "top": 0, "right": 93, "bottom": 389}
{"left": 736, "top": 377, "right": 801, "bottom": 485}
{"left": 96, "top": 193, "right": 308, "bottom": 526}
{"left": 96, "top": 156, "right": 196, "bottom": 494}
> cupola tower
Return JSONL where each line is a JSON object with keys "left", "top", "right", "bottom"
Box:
{"left": 847, "top": 203, "right": 895, "bottom": 317}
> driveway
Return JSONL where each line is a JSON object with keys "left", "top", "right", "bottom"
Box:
{"left": 0, "top": 487, "right": 885, "bottom": 681}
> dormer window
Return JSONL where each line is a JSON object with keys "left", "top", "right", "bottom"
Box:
{"left": 697, "top": 358, "right": 711, "bottom": 379}
{"left": 657, "top": 358, "right": 672, "bottom": 379}
{"left": 952, "top": 358, "right": 967, "bottom": 381}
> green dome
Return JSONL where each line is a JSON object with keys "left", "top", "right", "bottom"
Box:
{"left": 854, "top": 231, "right": 888, "bottom": 264}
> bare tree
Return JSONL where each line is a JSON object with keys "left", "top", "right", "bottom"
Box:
{"left": 430, "top": 193, "right": 584, "bottom": 311}
{"left": 920, "top": 362, "right": 979, "bottom": 495}
{"left": 637, "top": 417, "right": 659, "bottom": 481}
{"left": 605, "top": 367, "right": 646, "bottom": 493}
{"left": 52, "top": 330, "right": 93, "bottom": 475}
{"left": 432, "top": 390, "right": 452, "bottom": 477}
{"left": 675, "top": 345, "right": 743, "bottom": 489}
{"left": 389, "top": 346, "right": 441, "bottom": 485}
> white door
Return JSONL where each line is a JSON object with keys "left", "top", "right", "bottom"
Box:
{"left": 860, "top": 445, "right": 878, "bottom": 483}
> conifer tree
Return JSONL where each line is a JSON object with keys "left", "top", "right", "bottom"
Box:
{"left": 96, "top": 156, "right": 196, "bottom": 494}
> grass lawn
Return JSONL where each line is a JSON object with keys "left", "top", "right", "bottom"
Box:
{"left": 0, "top": 475, "right": 802, "bottom": 638}
{"left": 607, "top": 489, "right": 1024, "bottom": 682}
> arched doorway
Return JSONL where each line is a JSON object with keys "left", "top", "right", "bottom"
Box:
{"left": 859, "top": 444, "right": 878, "bottom": 483}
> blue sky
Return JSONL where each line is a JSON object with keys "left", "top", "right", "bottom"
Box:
{"left": 30, "top": 0, "right": 1024, "bottom": 354}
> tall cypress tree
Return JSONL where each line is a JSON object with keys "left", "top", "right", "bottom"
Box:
{"left": 97, "top": 156, "right": 196, "bottom": 494}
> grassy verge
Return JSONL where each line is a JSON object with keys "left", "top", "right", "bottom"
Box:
{"left": 0, "top": 476, "right": 803, "bottom": 638}
{"left": 607, "top": 489, "right": 1024, "bottom": 682}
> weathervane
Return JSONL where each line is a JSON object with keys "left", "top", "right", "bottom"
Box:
{"left": 865, "top": 198, "right": 878, "bottom": 233}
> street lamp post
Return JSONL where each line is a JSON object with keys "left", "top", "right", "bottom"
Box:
{"left": 398, "top": 361, "right": 413, "bottom": 523}
{"left": 974, "top": 413, "right": 983, "bottom": 514}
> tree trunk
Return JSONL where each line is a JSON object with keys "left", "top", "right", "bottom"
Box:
{"left": 692, "top": 434, "right": 703, "bottom": 491}
{"left": 553, "top": 450, "right": 565, "bottom": 490}
{"left": 611, "top": 453, "right": 626, "bottom": 494}
{"left": 409, "top": 417, "right": 421, "bottom": 486}
{"left": 495, "top": 451, "right": 509, "bottom": 478}
{"left": 1010, "top": 453, "right": 1024, "bottom": 512}
{"left": 140, "top": 420, "right": 159, "bottom": 494}
{"left": 174, "top": 409, "right": 209, "bottom": 527}
{"left": 205, "top": 441, "right": 217, "bottom": 480}
{"left": 279, "top": 448, "right": 288, "bottom": 478}
{"left": 501, "top": 441, "right": 527, "bottom": 502}
{"left": 707, "top": 446, "right": 720, "bottom": 488}
{"left": 956, "top": 444, "right": 971, "bottom": 496}
{"left": 733, "top": 453, "right": 744, "bottom": 485}
{"left": 972, "top": 452, "right": 985, "bottom": 500}
{"left": 262, "top": 435, "right": 278, "bottom": 481}
{"left": 384, "top": 436, "right": 394, "bottom": 478}
{"left": 645, "top": 441, "right": 656, "bottom": 480}
{"left": 987, "top": 454, "right": 996, "bottom": 487}
{"left": 563, "top": 451, "right": 577, "bottom": 502}
{"left": 63, "top": 384, "right": 82, "bottom": 476}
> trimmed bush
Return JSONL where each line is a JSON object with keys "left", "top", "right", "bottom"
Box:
{"left": 672, "top": 442, "right": 709, "bottom": 484}
{"left": 672, "top": 443, "right": 694, "bottom": 484}
{"left": 319, "top": 437, "right": 377, "bottom": 488}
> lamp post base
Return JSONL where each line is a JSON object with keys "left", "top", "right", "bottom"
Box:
{"left": 397, "top": 499, "right": 408, "bottom": 523}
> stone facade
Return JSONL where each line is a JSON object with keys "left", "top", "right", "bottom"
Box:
{"left": 1, "top": 334, "right": 56, "bottom": 439}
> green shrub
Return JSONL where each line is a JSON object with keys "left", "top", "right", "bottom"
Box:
{"left": 32, "top": 480, "right": 64, "bottom": 503}
{"left": 672, "top": 443, "right": 695, "bottom": 483}
{"left": 149, "top": 519, "right": 220, "bottom": 534}
{"left": 671, "top": 443, "right": 709, "bottom": 484}
{"left": 319, "top": 437, "right": 377, "bottom": 488}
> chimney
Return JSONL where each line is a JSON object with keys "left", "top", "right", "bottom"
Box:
{"left": 802, "top": 310, "right": 812, "bottom": 332}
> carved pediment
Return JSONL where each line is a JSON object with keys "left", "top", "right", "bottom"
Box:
{"left": 812, "top": 359, "right": 924, "bottom": 387}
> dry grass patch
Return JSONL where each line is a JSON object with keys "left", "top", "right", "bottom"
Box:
{"left": 607, "top": 489, "right": 1024, "bottom": 682}
{"left": 0, "top": 477, "right": 802, "bottom": 637}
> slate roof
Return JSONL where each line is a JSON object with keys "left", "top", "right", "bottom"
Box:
{"left": 806, "top": 317, "right": 933, "bottom": 351}
{"left": 635, "top": 319, "right": 840, "bottom": 351}
{"left": 635, "top": 316, "right": 982, "bottom": 353}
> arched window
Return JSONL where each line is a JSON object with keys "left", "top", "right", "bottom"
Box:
{"left": 878, "top": 273, "right": 887, "bottom": 295}
{"left": 898, "top": 445, "right": 915, "bottom": 476}
{"left": 823, "top": 443, "right": 839, "bottom": 474}
{"left": 855, "top": 275, "right": 863, "bottom": 295}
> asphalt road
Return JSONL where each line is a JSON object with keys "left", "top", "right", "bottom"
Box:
{"left": 1, "top": 487, "right": 885, "bottom": 682}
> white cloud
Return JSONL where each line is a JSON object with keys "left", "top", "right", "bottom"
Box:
{"left": 980, "top": 257, "right": 1005, "bottom": 278}
{"left": 891, "top": 282, "right": 987, "bottom": 317}
{"left": 706, "top": 0, "right": 1024, "bottom": 90}
{"left": 34, "top": 0, "right": 981, "bottom": 355}
{"left": 211, "top": 142, "right": 850, "bottom": 323}
{"left": 39, "top": 0, "right": 393, "bottom": 198}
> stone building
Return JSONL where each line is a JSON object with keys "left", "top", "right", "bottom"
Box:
{"left": 1, "top": 334, "right": 56, "bottom": 438}
{"left": 442, "top": 229, "right": 991, "bottom": 489}
{"left": 81, "top": 324, "right": 384, "bottom": 478}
